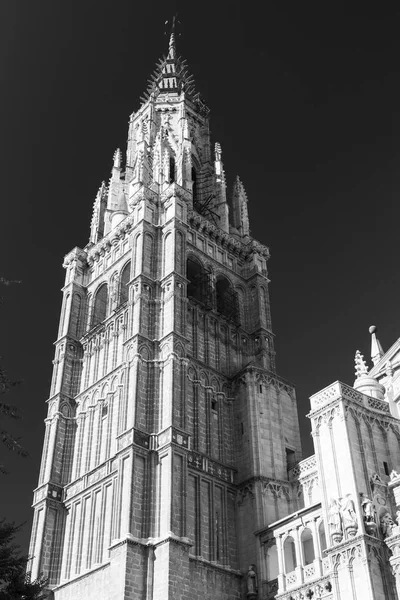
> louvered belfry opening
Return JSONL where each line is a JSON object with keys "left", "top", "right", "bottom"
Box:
{"left": 187, "top": 257, "right": 213, "bottom": 309}
{"left": 91, "top": 283, "right": 108, "bottom": 328}
{"left": 216, "top": 276, "right": 240, "bottom": 324}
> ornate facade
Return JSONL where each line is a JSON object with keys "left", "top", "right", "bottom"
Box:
{"left": 29, "top": 26, "right": 400, "bottom": 600}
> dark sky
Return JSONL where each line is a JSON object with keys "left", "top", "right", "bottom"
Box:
{"left": 1, "top": 0, "right": 400, "bottom": 555}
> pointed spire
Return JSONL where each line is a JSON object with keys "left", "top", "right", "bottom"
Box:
{"left": 113, "top": 148, "right": 122, "bottom": 169}
{"left": 167, "top": 19, "right": 176, "bottom": 59}
{"left": 369, "top": 325, "right": 384, "bottom": 365}
{"left": 354, "top": 350, "right": 369, "bottom": 379}
{"left": 231, "top": 176, "right": 250, "bottom": 237}
{"left": 140, "top": 18, "right": 205, "bottom": 109}
{"left": 89, "top": 181, "right": 107, "bottom": 243}
{"left": 165, "top": 14, "right": 179, "bottom": 59}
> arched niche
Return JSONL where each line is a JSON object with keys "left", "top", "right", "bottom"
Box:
{"left": 191, "top": 166, "right": 198, "bottom": 204}
{"left": 91, "top": 283, "right": 108, "bottom": 327}
{"left": 318, "top": 521, "right": 327, "bottom": 554}
{"left": 266, "top": 542, "right": 279, "bottom": 581}
{"left": 186, "top": 257, "right": 212, "bottom": 307}
{"left": 283, "top": 536, "right": 297, "bottom": 573}
{"left": 216, "top": 276, "right": 239, "bottom": 323}
{"left": 119, "top": 261, "right": 131, "bottom": 305}
{"left": 301, "top": 528, "right": 315, "bottom": 565}
{"left": 169, "top": 154, "right": 176, "bottom": 183}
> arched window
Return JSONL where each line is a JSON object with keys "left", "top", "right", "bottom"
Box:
{"left": 216, "top": 276, "right": 239, "bottom": 323}
{"left": 91, "top": 283, "right": 108, "bottom": 327}
{"left": 191, "top": 166, "right": 197, "bottom": 204}
{"left": 318, "top": 521, "right": 327, "bottom": 554}
{"left": 266, "top": 542, "right": 279, "bottom": 581}
{"left": 169, "top": 155, "right": 176, "bottom": 183}
{"left": 283, "top": 536, "right": 297, "bottom": 573}
{"left": 187, "top": 257, "right": 212, "bottom": 307}
{"left": 301, "top": 528, "right": 315, "bottom": 565}
{"left": 119, "top": 261, "right": 131, "bottom": 305}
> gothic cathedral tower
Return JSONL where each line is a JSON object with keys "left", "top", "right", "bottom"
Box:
{"left": 29, "top": 29, "right": 302, "bottom": 600}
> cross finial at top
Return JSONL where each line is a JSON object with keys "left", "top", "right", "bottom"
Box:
{"left": 165, "top": 14, "right": 182, "bottom": 57}
{"left": 165, "top": 14, "right": 181, "bottom": 37}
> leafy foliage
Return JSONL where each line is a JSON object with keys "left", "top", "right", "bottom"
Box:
{"left": 0, "top": 520, "right": 47, "bottom": 599}
{"left": 0, "top": 277, "right": 27, "bottom": 474}
{"left": 0, "top": 366, "right": 27, "bottom": 475}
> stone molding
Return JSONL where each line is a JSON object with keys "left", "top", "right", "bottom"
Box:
{"left": 188, "top": 555, "right": 243, "bottom": 578}
{"left": 276, "top": 575, "right": 333, "bottom": 600}
{"left": 187, "top": 450, "right": 235, "bottom": 484}
{"left": 188, "top": 211, "right": 270, "bottom": 259}
{"left": 232, "top": 366, "right": 294, "bottom": 395}
{"left": 63, "top": 246, "right": 88, "bottom": 268}
{"left": 309, "top": 381, "right": 390, "bottom": 415}
{"left": 51, "top": 561, "right": 110, "bottom": 592}
{"left": 290, "top": 455, "right": 317, "bottom": 479}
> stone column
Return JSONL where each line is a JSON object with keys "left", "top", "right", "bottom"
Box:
{"left": 311, "top": 518, "right": 322, "bottom": 577}
{"left": 386, "top": 473, "right": 400, "bottom": 597}
{"left": 276, "top": 534, "right": 285, "bottom": 593}
{"left": 293, "top": 527, "right": 303, "bottom": 586}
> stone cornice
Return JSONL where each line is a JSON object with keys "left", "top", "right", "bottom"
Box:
{"left": 52, "top": 561, "right": 110, "bottom": 592}
{"left": 86, "top": 213, "right": 136, "bottom": 265}
{"left": 188, "top": 555, "right": 243, "bottom": 578}
{"left": 308, "top": 381, "right": 394, "bottom": 424}
{"left": 188, "top": 211, "right": 270, "bottom": 259}
{"left": 160, "top": 182, "right": 192, "bottom": 204}
{"left": 237, "top": 475, "right": 292, "bottom": 490}
{"left": 129, "top": 184, "right": 159, "bottom": 207}
{"left": 232, "top": 365, "right": 295, "bottom": 393}
{"left": 290, "top": 455, "right": 317, "bottom": 479}
{"left": 63, "top": 246, "right": 88, "bottom": 268}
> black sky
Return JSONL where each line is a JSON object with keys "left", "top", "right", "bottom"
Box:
{"left": 1, "top": 0, "right": 400, "bottom": 555}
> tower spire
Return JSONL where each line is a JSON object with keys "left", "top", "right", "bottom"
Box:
{"left": 166, "top": 14, "right": 179, "bottom": 59}
{"left": 369, "top": 325, "right": 384, "bottom": 365}
{"left": 140, "top": 16, "right": 200, "bottom": 106}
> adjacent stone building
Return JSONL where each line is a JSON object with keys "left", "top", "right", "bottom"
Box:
{"left": 29, "top": 25, "right": 400, "bottom": 600}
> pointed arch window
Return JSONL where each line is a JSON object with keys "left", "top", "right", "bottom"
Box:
{"left": 191, "top": 166, "right": 198, "bottom": 203}
{"left": 91, "top": 283, "right": 108, "bottom": 327}
{"left": 283, "top": 536, "right": 297, "bottom": 573}
{"left": 169, "top": 155, "right": 176, "bottom": 183}
{"left": 216, "top": 276, "right": 239, "bottom": 324}
{"left": 301, "top": 528, "right": 315, "bottom": 565}
{"left": 266, "top": 542, "right": 279, "bottom": 581}
{"left": 119, "top": 261, "right": 131, "bottom": 305}
{"left": 187, "top": 257, "right": 212, "bottom": 308}
{"left": 318, "top": 521, "right": 327, "bottom": 554}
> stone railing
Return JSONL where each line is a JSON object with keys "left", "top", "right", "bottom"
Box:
{"left": 289, "top": 455, "right": 317, "bottom": 480}
{"left": 310, "top": 381, "right": 390, "bottom": 414}
{"left": 304, "top": 563, "right": 316, "bottom": 580}
{"left": 285, "top": 570, "right": 297, "bottom": 588}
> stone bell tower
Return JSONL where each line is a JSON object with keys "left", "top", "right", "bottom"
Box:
{"left": 29, "top": 25, "right": 302, "bottom": 600}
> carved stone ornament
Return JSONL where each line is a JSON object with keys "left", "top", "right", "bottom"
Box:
{"left": 380, "top": 511, "right": 396, "bottom": 538}
{"left": 360, "top": 493, "right": 378, "bottom": 535}
{"left": 328, "top": 498, "right": 343, "bottom": 543}
{"left": 246, "top": 564, "right": 258, "bottom": 598}
{"left": 340, "top": 494, "right": 358, "bottom": 538}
